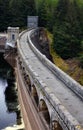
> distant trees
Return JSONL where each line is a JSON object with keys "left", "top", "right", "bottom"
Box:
{"left": 0, "top": 0, "right": 36, "bottom": 31}
{"left": 35, "top": 0, "right": 83, "bottom": 56}
{"left": 0, "top": 0, "right": 11, "bottom": 30}
{"left": 35, "top": 0, "right": 83, "bottom": 67}
{"left": 38, "top": 0, "right": 48, "bottom": 27}
{"left": 36, "top": 0, "right": 56, "bottom": 32}
{"left": 53, "top": 0, "right": 83, "bottom": 59}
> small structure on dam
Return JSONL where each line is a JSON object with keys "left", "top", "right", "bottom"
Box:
{"left": 6, "top": 27, "right": 19, "bottom": 49}
{"left": 27, "top": 16, "right": 38, "bottom": 28}
{"left": 5, "top": 27, "right": 19, "bottom": 67}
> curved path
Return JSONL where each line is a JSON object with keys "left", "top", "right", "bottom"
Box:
{"left": 18, "top": 30, "right": 83, "bottom": 129}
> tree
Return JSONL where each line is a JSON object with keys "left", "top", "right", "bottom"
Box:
{"left": 9, "top": 0, "right": 36, "bottom": 27}
{"left": 38, "top": 0, "right": 49, "bottom": 27}
{"left": 0, "top": 0, "right": 11, "bottom": 31}
{"left": 53, "top": 0, "right": 82, "bottom": 59}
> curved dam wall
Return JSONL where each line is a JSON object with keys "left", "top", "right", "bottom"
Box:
{"left": 27, "top": 29, "right": 83, "bottom": 101}
{"left": 17, "top": 29, "right": 83, "bottom": 130}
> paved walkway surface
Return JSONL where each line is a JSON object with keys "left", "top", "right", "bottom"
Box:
{"left": 19, "top": 31, "right": 83, "bottom": 128}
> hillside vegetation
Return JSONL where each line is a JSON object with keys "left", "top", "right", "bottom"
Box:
{"left": 48, "top": 31, "right": 83, "bottom": 85}
{"left": 35, "top": 0, "right": 83, "bottom": 85}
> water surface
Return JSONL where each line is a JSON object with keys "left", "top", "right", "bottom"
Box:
{"left": 0, "top": 78, "right": 16, "bottom": 129}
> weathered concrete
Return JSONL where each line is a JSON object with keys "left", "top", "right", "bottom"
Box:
{"left": 16, "top": 62, "right": 47, "bottom": 130}
{"left": 17, "top": 29, "right": 83, "bottom": 130}
{"left": 0, "top": 36, "right": 6, "bottom": 52}
{"left": 28, "top": 29, "right": 83, "bottom": 100}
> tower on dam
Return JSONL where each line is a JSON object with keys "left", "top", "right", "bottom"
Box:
{"left": 4, "top": 27, "right": 19, "bottom": 67}
{"left": 6, "top": 27, "right": 19, "bottom": 49}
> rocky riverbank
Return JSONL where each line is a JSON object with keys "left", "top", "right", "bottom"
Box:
{"left": 3, "top": 119, "right": 25, "bottom": 130}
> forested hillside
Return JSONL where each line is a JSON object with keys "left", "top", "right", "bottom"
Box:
{"left": 35, "top": 0, "right": 83, "bottom": 60}
{"left": 36, "top": 0, "right": 83, "bottom": 84}
{"left": 0, "top": 0, "right": 83, "bottom": 84}
{"left": 35, "top": 0, "right": 83, "bottom": 84}
{"left": 0, "top": 0, "right": 36, "bottom": 30}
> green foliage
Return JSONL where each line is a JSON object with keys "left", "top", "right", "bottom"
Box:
{"left": 79, "top": 54, "right": 83, "bottom": 68}
{"left": 53, "top": 0, "right": 83, "bottom": 59}
{"left": 0, "top": 0, "right": 36, "bottom": 31}
{"left": 38, "top": 0, "right": 48, "bottom": 27}
{"left": 35, "top": 0, "right": 83, "bottom": 60}
{"left": 35, "top": 0, "right": 58, "bottom": 31}
{"left": 0, "top": 0, "right": 11, "bottom": 30}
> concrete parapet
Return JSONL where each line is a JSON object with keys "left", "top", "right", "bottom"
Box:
{"left": 22, "top": 59, "right": 82, "bottom": 130}
{"left": 17, "top": 29, "right": 83, "bottom": 130}
{"left": 28, "top": 29, "right": 83, "bottom": 101}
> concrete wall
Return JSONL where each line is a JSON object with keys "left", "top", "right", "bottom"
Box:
{"left": 17, "top": 29, "right": 83, "bottom": 130}
{"left": 27, "top": 29, "right": 83, "bottom": 101}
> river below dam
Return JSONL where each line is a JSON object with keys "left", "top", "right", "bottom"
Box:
{"left": 0, "top": 53, "right": 22, "bottom": 130}
{"left": 0, "top": 78, "right": 16, "bottom": 129}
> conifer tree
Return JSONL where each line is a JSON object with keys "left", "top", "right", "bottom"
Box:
{"left": 38, "top": 0, "right": 48, "bottom": 27}
{"left": 53, "top": 0, "right": 82, "bottom": 59}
